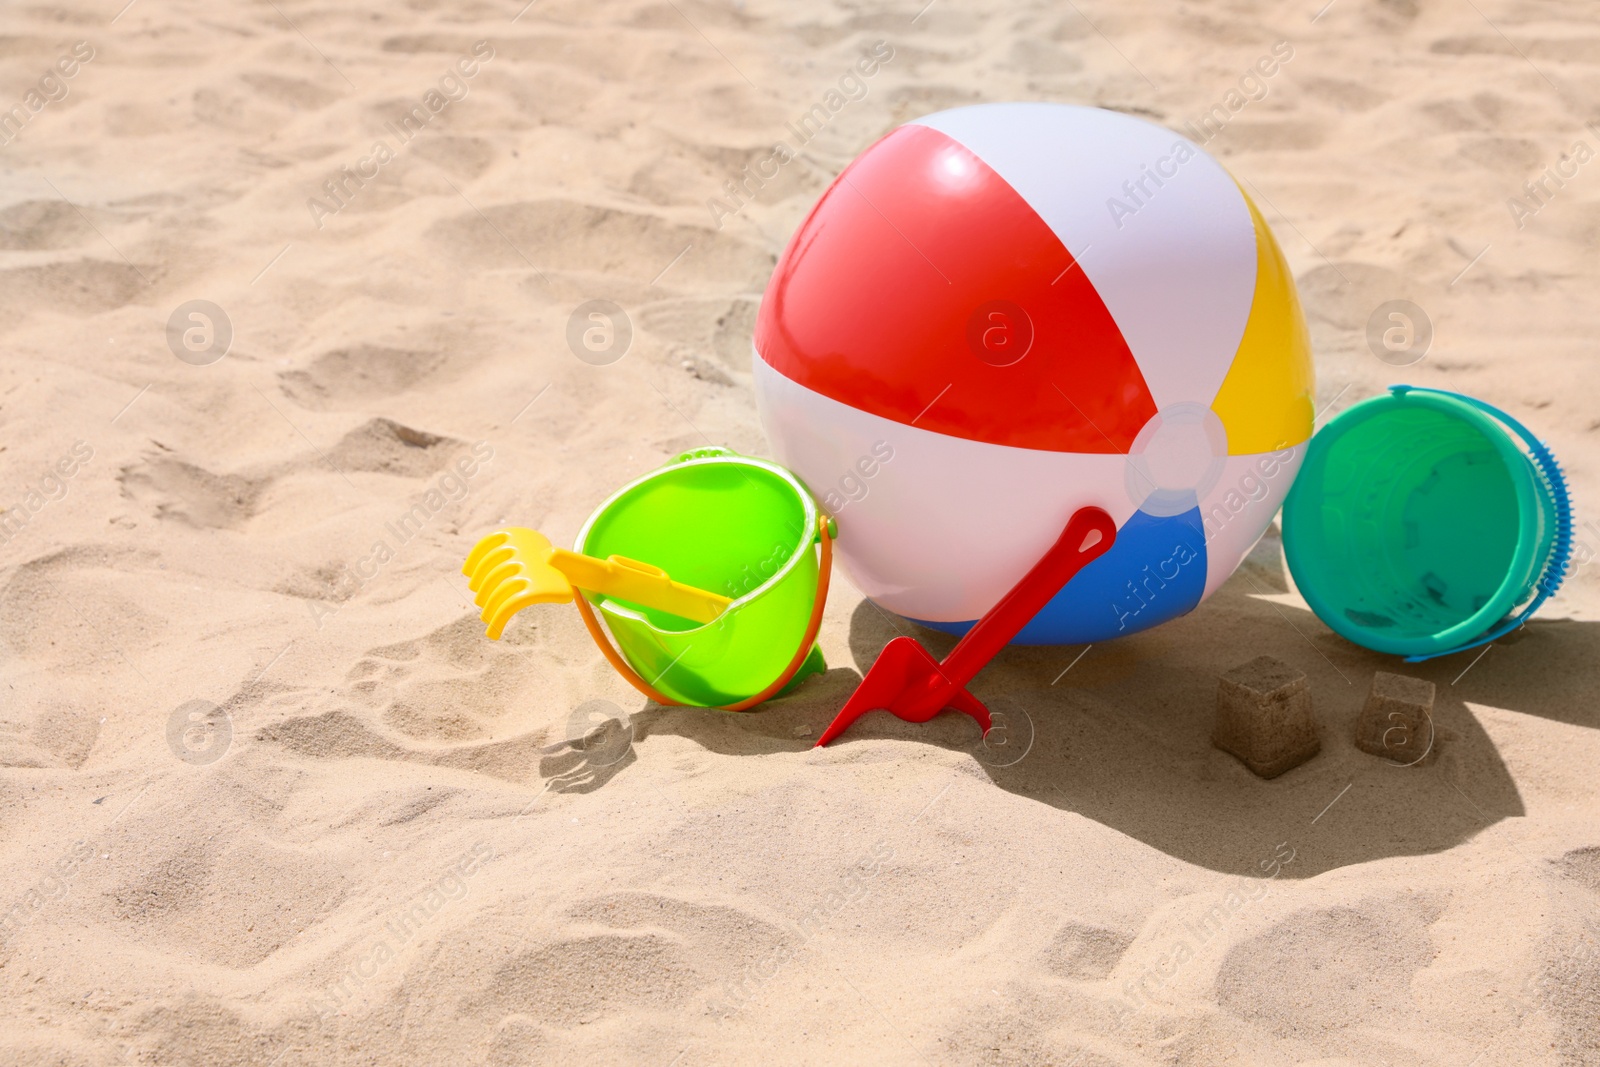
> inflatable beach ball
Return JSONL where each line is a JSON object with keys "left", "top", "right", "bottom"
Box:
{"left": 754, "top": 103, "right": 1314, "bottom": 644}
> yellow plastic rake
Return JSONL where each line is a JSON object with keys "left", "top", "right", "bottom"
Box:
{"left": 462, "top": 527, "right": 732, "bottom": 640}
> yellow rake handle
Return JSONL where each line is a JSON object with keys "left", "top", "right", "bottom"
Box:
{"left": 551, "top": 548, "right": 731, "bottom": 625}
{"left": 573, "top": 514, "right": 834, "bottom": 713}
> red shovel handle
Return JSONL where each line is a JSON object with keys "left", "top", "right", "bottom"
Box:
{"left": 939, "top": 507, "right": 1117, "bottom": 688}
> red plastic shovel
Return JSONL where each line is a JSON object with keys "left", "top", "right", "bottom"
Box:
{"left": 815, "top": 506, "right": 1117, "bottom": 747}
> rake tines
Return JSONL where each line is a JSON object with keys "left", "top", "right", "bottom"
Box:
{"left": 462, "top": 527, "right": 575, "bottom": 639}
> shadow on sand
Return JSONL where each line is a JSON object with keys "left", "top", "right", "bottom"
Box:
{"left": 631, "top": 544, "right": 1597, "bottom": 880}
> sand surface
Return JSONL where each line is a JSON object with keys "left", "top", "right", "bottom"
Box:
{"left": 1, "top": 0, "right": 1598, "bottom": 1064}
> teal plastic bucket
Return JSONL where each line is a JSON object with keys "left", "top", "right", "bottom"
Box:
{"left": 1282, "top": 386, "right": 1571, "bottom": 661}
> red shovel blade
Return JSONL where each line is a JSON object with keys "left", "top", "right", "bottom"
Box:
{"left": 813, "top": 636, "right": 991, "bottom": 747}
{"left": 815, "top": 507, "right": 1116, "bottom": 748}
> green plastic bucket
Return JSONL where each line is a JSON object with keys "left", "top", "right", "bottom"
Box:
{"left": 574, "top": 447, "right": 827, "bottom": 706}
{"left": 1282, "top": 386, "right": 1571, "bottom": 661}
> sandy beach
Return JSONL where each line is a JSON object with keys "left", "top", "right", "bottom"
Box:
{"left": 0, "top": 0, "right": 1597, "bottom": 1063}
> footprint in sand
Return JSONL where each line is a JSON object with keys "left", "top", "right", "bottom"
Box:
{"left": 324, "top": 418, "right": 463, "bottom": 478}
{"left": 424, "top": 199, "right": 771, "bottom": 286}
{"left": 119, "top": 455, "right": 266, "bottom": 530}
{"left": 119, "top": 418, "right": 464, "bottom": 533}
{"left": 1214, "top": 120, "right": 1329, "bottom": 152}
{"left": 441, "top": 892, "right": 790, "bottom": 1028}
{"left": 409, "top": 134, "right": 496, "bottom": 180}
{"left": 0, "top": 700, "right": 100, "bottom": 769}
{"left": 1300, "top": 76, "right": 1390, "bottom": 113}
{"left": 1529, "top": 848, "right": 1600, "bottom": 1061}
{"left": 636, "top": 295, "right": 760, "bottom": 360}
{"left": 279, "top": 344, "right": 450, "bottom": 411}
{"left": 0, "top": 199, "right": 99, "bottom": 250}
{"left": 1296, "top": 261, "right": 1415, "bottom": 332}
{"left": 347, "top": 615, "right": 537, "bottom": 743}
{"left": 257, "top": 613, "right": 554, "bottom": 784}
{"left": 1038, "top": 918, "right": 1137, "bottom": 981}
{"left": 1009, "top": 38, "right": 1086, "bottom": 79}
{"left": 0, "top": 260, "right": 146, "bottom": 317}
{"left": 0, "top": 547, "right": 167, "bottom": 662}
{"left": 1458, "top": 135, "right": 1546, "bottom": 173}
{"left": 238, "top": 70, "right": 343, "bottom": 111}
{"left": 1552, "top": 845, "right": 1600, "bottom": 895}
{"left": 104, "top": 834, "right": 350, "bottom": 968}
{"left": 1215, "top": 895, "right": 1444, "bottom": 1048}
{"left": 195, "top": 69, "right": 342, "bottom": 136}
{"left": 257, "top": 705, "right": 551, "bottom": 785}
